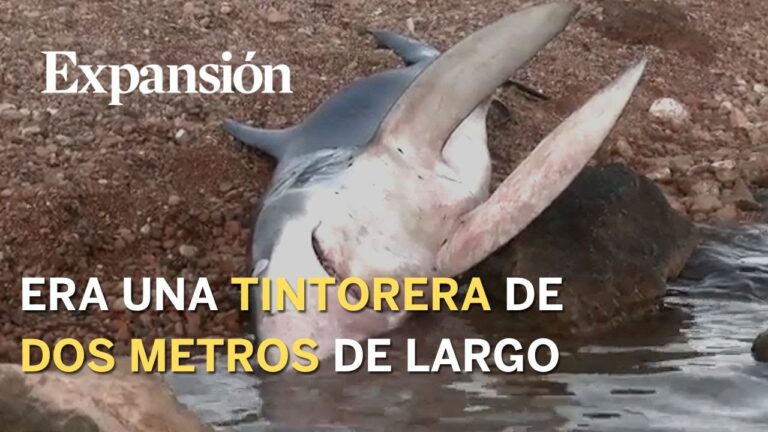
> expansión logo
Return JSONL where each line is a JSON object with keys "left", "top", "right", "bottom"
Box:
{"left": 41, "top": 51, "right": 292, "bottom": 106}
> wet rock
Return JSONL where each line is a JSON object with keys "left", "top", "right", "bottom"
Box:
{"left": 730, "top": 178, "right": 762, "bottom": 211}
{"left": 649, "top": 98, "right": 689, "bottom": 124}
{"left": 468, "top": 164, "right": 698, "bottom": 335}
{"left": 0, "top": 362, "right": 213, "bottom": 432}
{"left": 753, "top": 330, "right": 768, "bottom": 362}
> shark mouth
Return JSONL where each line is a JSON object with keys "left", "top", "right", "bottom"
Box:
{"left": 311, "top": 227, "right": 364, "bottom": 304}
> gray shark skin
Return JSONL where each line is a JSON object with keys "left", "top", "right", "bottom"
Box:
{"left": 225, "top": 31, "right": 441, "bottom": 306}
{"left": 224, "top": 2, "right": 648, "bottom": 362}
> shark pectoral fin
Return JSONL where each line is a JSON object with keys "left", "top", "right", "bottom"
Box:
{"left": 370, "top": 2, "right": 578, "bottom": 167}
{"left": 436, "top": 60, "right": 648, "bottom": 276}
{"left": 223, "top": 119, "right": 290, "bottom": 160}
{"left": 368, "top": 30, "right": 440, "bottom": 65}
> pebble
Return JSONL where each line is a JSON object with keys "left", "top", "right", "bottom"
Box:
{"left": 669, "top": 155, "right": 694, "bottom": 173}
{"left": 649, "top": 98, "right": 689, "bottom": 123}
{"left": 646, "top": 167, "right": 672, "bottom": 183}
{"left": 712, "top": 159, "right": 738, "bottom": 183}
{"left": 691, "top": 179, "right": 721, "bottom": 197}
{"left": 54, "top": 134, "right": 74, "bottom": 146}
{"left": 22, "top": 125, "right": 43, "bottom": 136}
{"left": 179, "top": 244, "right": 199, "bottom": 258}
{"left": 729, "top": 108, "right": 752, "bottom": 130}
{"left": 731, "top": 178, "right": 762, "bottom": 211}
{"left": 0, "top": 107, "right": 24, "bottom": 121}
{"left": 168, "top": 194, "right": 182, "bottom": 206}
{"left": 266, "top": 7, "right": 291, "bottom": 23}
{"left": 689, "top": 194, "right": 722, "bottom": 213}
{"left": 224, "top": 220, "right": 242, "bottom": 237}
{"left": 174, "top": 129, "right": 191, "bottom": 145}
{"left": 614, "top": 138, "right": 634, "bottom": 160}
{"left": 220, "top": 2, "right": 233, "bottom": 14}
{"left": 34, "top": 144, "right": 57, "bottom": 157}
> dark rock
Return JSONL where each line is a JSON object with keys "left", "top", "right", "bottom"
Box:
{"left": 467, "top": 164, "right": 698, "bottom": 336}
{"left": 753, "top": 330, "right": 768, "bottom": 362}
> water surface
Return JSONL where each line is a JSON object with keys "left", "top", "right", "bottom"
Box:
{"left": 167, "top": 224, "right": 768, "bottom": 431}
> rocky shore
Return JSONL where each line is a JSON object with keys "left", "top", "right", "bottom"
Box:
{"left": 1, "top": 0, "right": 767, "bottom": 362}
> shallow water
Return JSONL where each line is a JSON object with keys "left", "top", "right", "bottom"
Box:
{"left": 166, "top": 224, "right": 768, "bottom": 432}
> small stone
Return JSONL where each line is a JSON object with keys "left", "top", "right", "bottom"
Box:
{"left": 34, "top": 144, "right": 57, "bottom": 157}
{"left": 54, "top": 134, "right": 74, "bottom": 146}
{"left": 266, "top": 7, "right": 290, "bottom": 23}
{"left": 1, "top": 188, "right": 13, "bottom": 198}
{"left": 689, "top": 194, "right": 722, "bottom": 213}
{"left": 691, "top": 179, "right": 721, "bottom": 197}
{"left": 646, "top": 167, "right": 672, "bottom": 183}
{"left": 712, "top": 203, "right": 738, "bottom": 222}
{"left": 179, "top": 244, "right": 199, "bottom": 258}
{"left": 731, "top": 178, "right": 762, "bottom": 211}
{"left": 712, "top": 159, "right": 738, "bottom": 184}
{"left": 139, "top": 223, "right": 151, "bottom": 236}
{"left": 649, "top": 98, "right": 689, "bottom": 123}
{"left": 92, "top": 48, "right": 107, "bottom": 57}
{"left": 0, "top": 107, "right": 24, "bottom": 121}
{"left": 220, "top": 2, "right": 233, "bottom": 14}
{"left": 22, "top": 125, "right": 42, "bottom": 136}
{"left": 182, "top": 1, "right": 197, "bottom": 16}
{"left": 174, "top": 129, "right": 191, "bottom": 144}
{"left": 729, "top": 107, "right": 752, "bottom": 130}
{"left": 168, "top": 194, "right": 182, "bottom": 206}
{"left": 662, "top": 191, "right": 687, "bottom": 215}
{"left": 405, "top": 17, "right": 415, "bottom": 34}
{"left": 754, "top": 84, "right": 768, "bottom": 95}
{"left": 669, "top": 155, "right": 694, "bottom": 173}
{"left": 224, "top": 220, "right": 242, "bottom": 237}
{"left": 614, "top": 138, "right": 634, "bottom": 160}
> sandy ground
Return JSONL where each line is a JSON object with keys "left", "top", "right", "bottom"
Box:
{"left": 0, "top": 0, "right": 767, "bottom": 362}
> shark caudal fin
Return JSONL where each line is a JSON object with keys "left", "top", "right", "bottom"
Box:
{"left": 223, "top": 119, "right": 291, "bottom": 160}
{"left": 369, "top": 2, "right": 579, "bottom": 168}
{"left": 368, "top": 30, "right": 440, "bottom": 65}
{"left": 436, "top": 60, "right": 648, "bottom": 276}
